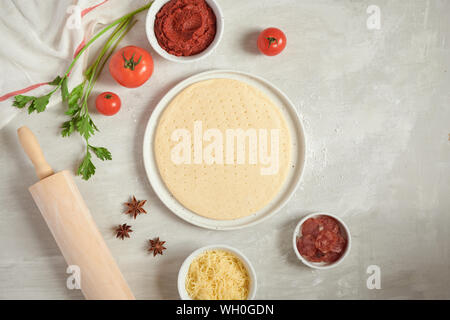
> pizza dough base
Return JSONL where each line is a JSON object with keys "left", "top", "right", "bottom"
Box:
{"left": 154, "top": 78, "right": 291, "bottom": 220}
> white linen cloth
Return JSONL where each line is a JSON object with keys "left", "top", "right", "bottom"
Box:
{"left": 0, "top": 0, "right": 148, "bottom": 129}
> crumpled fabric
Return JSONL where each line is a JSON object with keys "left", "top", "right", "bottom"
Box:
{"left": 0, "top": 0, "right": 147, "bottom": 129}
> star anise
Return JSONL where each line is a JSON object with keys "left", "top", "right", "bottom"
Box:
{"left": 124, "top": 196, "right": 147, "bottom": 219}
{"left": 148, "top": 237, "right": 166, "bottom": 256}
{"left": 115, "top": 224, "right": 133, "bottom": 240}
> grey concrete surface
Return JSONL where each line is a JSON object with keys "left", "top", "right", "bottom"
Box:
{"left": 0, "top": 0, "right": 449, "bottom": 299}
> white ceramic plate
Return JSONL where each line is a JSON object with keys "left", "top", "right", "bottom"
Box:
{"left": 142, "top": 70, "right": 306, "bottom": 230}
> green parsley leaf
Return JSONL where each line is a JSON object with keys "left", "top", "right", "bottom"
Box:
{"left": 89, "top": 145, "right": 112, "bottom": 161}
{"left": 68, "top": 83, "right": 84, "bottom": 108}
{"left": 13, "top": 95, "right": 35, "bottom": 109}
{"left": 76, "top": 115, "right": 95, "bottom": 140}
{"left": 19, "top": 94, "right": 51, "bottom": 114}
{"left": 61, "top": 119, "right": 76, "bottom": 137}
{"left": 48, "top": 76, "right": 63, "bottom": 86}
{"left": 34, "top": 94, "right": 51, "bottom": 113}
{"left": 28, "top": 101, "right": 37, "bottom": 114}
{"left": 65, "top": 103, "right": 81, "bottom": 116}
{"left": 77, "top": 151, "right": 96, "bottom": 180}
{"left": 89, "top": 118, "right": 99, "bottom": 132}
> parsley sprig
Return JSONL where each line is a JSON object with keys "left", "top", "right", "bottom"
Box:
{"left": 12, "top": 2, "right": 152, "bottom": 180}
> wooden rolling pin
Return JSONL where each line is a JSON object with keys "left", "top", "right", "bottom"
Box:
{"left": 18, "top": 126, "right": 135, "bottom": 300}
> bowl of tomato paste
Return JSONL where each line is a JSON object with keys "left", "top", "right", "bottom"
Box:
{"left": 293, "top": 213, "right": 351, "bottom": 269}
{"left": 146, "top": 0, "right": 224, "bottom": 63}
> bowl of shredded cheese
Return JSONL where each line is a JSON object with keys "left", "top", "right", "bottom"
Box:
{"left": 178, "top": 245, "right": 257, "bottom": 300}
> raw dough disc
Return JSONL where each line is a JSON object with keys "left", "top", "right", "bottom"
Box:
{"left": 154, "top": 78, "right": 291, "bottom": 220}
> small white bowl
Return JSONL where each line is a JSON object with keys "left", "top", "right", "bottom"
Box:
{"left": 293, "top": 212, "right": 351, "bottom": 270}
{"left": 145, "top": 0, "right": 224, "bottom": 63}
{"left": 178, "top": 245, "right": 257, "bottom": 300}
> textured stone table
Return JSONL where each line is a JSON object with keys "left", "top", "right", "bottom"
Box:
{"left": 1, "top": 0, "right": 449, "bottom": 299}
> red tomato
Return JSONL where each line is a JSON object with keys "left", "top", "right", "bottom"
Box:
{"left": 96, "top": 92, "right": 121, "bottom": 116}
{"left": 257, "top": 28, "right": 287, "bottom": 56}
{"left": 109, "top": 46, "right": 153, "bottom": 88}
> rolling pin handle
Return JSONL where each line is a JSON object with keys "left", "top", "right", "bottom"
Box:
{"left": 17, "top": 126, "right": 54, "bottom": 180}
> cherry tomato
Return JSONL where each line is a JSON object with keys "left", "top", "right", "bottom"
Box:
{"left": 109, "top": 46, "right": 153, "bottom": 88}
{"left": 96, "top": 92, "right": 121, "bottom": 116}
{"left": 257, "top": 27, "right": 287, "bottom": 56}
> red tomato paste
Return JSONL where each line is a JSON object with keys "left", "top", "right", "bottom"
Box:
{"left": 297, "top": 216, "right": 347, "bottom": 263}
{"left": 154, "top": 0, "right": 217, "bottom": 57}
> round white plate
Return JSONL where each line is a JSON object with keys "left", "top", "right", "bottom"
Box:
{"left": 143, "top": 70, "right": 306, "bottom": 230}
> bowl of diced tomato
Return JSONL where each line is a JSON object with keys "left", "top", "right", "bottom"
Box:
{"left": 293, "top": 213, "right": 351, "bottom": 269}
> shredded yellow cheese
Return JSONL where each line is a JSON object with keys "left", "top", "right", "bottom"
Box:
{"left": 185, "top": 249, "right": 250, "bottom": 300}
